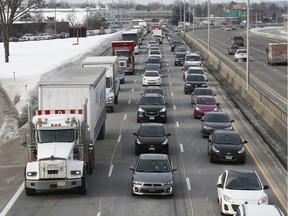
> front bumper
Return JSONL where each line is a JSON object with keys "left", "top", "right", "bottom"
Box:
{"left": 25, "top": 178, "right": 82, "bottom": 190}
{"left": 132, "top": 183, "right": 173, "bottom": 196}
{"left": 137, "top": 111, "right": 167, "bottom": 123}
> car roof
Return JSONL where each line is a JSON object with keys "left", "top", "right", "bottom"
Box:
{"left": 213, "top": 130, "right": 239, "bottom": 135}
{"left": 242, "top": 204, "right": 284, "bottom": 216}
{"left": 197, "top": 95, "right": 215, "bottom": 99}
{"left": 141, "top": 123, "right": 164, "bottom": 127}
{"left": 186, "top": 52, "right": 200, "bottom": 56}
{"left": 145, "top": 86, "right": 161, "bottom": 89}
{"left": 188, "top": 66, "right": 204, "bottom": 70}
{"left": 141, "top": 93, "right": 162, "bottom": 97}
{"left": 139, "top": 153, "right": 168, "bottom": 160}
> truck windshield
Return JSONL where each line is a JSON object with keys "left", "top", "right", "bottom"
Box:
{"left": 115, "top": 50, "right": 129, "bottom": 57}
{"left": 37, "top": 129, "right": 74, "bottom": 143}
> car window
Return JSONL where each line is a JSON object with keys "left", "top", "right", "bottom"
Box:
{"left": 197, "top": 97, "right": 216, "bottom": 105}
{"left": 188, "top": 69, "right": 204, "bottom": 74}
{"left": 140, "top": 97, "right": 164, "bottom": 105}
{"left": 186, "top": 55, "right": 201, "bottom": 61}
{"left": 194, "top": 89, "right": 213, "bottom": 95}
{"left": 147, "top": 58, "right": 160, "bottom": 64}
{"left": 238, "top": 50, "right": 246, "bottom": 54}
{"left": 187, "top": 75, "right": 205, "bottom": 81}
{"left": 206, "top": 113, "right": 229, "bottom": 122}
{"left": 136, "top": 159, "right": 170, "bottom": 172}
{"left": 225, "top": 176, "right": 262, "bottom": 190}
{"left": 144, "top": 71, "right": 159, "bottom": 77}
{"left": 214, "top": 134, "right": 241, "bottom": 144}
{"left": 144, "top": 89, "right": 164, "bottom": 95}
{"left": 139, "top": 126, "right": 165, "bottom": 137}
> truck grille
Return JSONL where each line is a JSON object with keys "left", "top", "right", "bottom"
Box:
{"left": 39, "top": 160, "right": 67, "bottom": 179}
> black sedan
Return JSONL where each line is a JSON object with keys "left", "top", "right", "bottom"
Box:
{"left": 184, "top": 74, "right": 207, "bottom": 94}
{"left": 201, "top": 112, "right": 234, "bottom": 138}
{"left": 133, "top": 123, "right": 171, "bottom": 155}
{"left": 207, "top": 130, "right": 247, "bottom": 163}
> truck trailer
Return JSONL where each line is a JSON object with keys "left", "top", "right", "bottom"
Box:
{"left": 112, "top": 41, "right": 135, "bottom": 75}
{"left": 81, "top": 56, "right": 120, "bottom": 112}
{"left": 24, "top": 67, "right": 106, "bottom": 195}
{"left": 266, "top": 43, "right": 287, "bottom": 65}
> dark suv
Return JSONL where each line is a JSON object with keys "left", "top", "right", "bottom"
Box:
{"left": 184, "top": 74, "right": 207, "bottom": 94}
{"left": 145, "top": 58, "right": 161, "bottom": 73}
{"left": 174, "top": 52, "right": 186, "bottom": 66}
{"left": 137, "top": 93, "right": 167, "bottom": 123}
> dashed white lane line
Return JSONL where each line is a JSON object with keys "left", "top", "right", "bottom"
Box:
{"left": 134, "top": 80, "right": 137, "bottom": 83}
{"left": 176, "top": 121, "right": 179, "bottom": 128}
{"left": 170, "top": 83, "right": 172, "bottom": 86}
{"left": 168, "top": 75, "right": 171, "bottom": 78}
{"left": 186, "top": 177, "right": 191, "bottom": 191}
{"left": 117, "top": 135, "right": 121, "bottom": 143}
{"left": 179, "top": 144, "right": 184, "bottom": 152}
{"left": 131, "top": 88, "right": 134, "bottom": 92}
{"left": 173, "top": 105, "right": 176, "bottom": 110}
{"left": 128, "top": 100, "right": 131, "bottom": 104}
{"left": 108, "top": 164, "right": 114, "bottom": 178}
{"left": 124, "top": 114, "right": 127, "bottom": 120}
{"left": 273, "top": 69, "right": 277, "bottom": 72}
{"left": 171, "top": 92, "right": 174, "bottom": 96}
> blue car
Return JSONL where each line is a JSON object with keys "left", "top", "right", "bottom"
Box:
{"left": 118, "top": 69, "right": 125, "bottom": 84}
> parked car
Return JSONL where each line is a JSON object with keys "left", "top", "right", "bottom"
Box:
{"left": 228, "top": 45, "right": 239, "bottom": 55}
{"left": 9, "top": 37, "right": 19, "bottom": 42}
{"left": 234, "top": 204, "right": 284, "bottom": 216}
{"left": 174, "top": 52, "right": 186, "bottom": 66}
{"left": 59, "top": 32, "right": 69, "bottom": 38}
{"left": 137, "top": 93, "right": 167, "bottom": 123}
{"left": 142, "top": 70, "right": 162, "bottom": 86}
{"left": 201, "top": 112, "right": 234, "bottom": 138}
{"left": 217, "top": 169, "right": 269, "bottom": 215}
{"left": 234, "top": 49, "right": 247, "bottom": 62}
{"left": 191, "top": 87, "right": 215, "bottom": 105}
{"left": 36, "top": 33, "right": 51, "bottom": 40}
{"left": 118, "top": 69, "right": 125, "bottom": 84}
{"left": 130, "top": 154, "right": 177, "bottom": 196}
{"left": 184, "top": 74, "right": 207, "bottom": 94}
{"left": 133, "top": 123, "right": 171, "bottom": 155}
{"left": 207, "top": 130, "right": 247, "bottom": 163}
{"left": 193, "top": 95, "right": 219, "bottom": 119}
{"left": 19, "top": 33, "right": 37, "bottom": 41}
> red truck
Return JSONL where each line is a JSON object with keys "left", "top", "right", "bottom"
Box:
{"left": 266, "top": 43, "right": 287, "bottom": 66}
{"left": 151, "top": 25, "right": 161, "bottom": 30}
{"left": 112, "top": 41, "right": 135, "bottom": 75}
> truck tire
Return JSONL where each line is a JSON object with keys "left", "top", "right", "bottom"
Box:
{"left": 110, "top": 106, "right": 114, "bottom": 113}
{"left": 115, "top": 95, "right": 118, "bottom": 105}
{"left": 25, "top": 184, "right": 36, "bottom": 196}
{"left": 78, "top": 172, "right": 87, "bottom": 195}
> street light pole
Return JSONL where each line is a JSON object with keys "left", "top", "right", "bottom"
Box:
{"left": 193, "top": 0, "right": 195, "bottom": 38}
{"left": 54, "top": 2, "right": 57, "bottom": 35}
{"left": 246, "top": 0, "right": 250, "bottom": 91}
{"left": 208, "top": 0, "right": 210, "bottom": 51}
{"left": 184, "top": 0, "right": 186, "bottom": 32}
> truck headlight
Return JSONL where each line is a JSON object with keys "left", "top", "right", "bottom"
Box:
{"left": 175, "top": 58, "right": 179, "bottom": 61}
{"left": 224, "top": 126, "right": 233, "bottom": 130}
{"left": 71, "top": 170, "right": 81, "bottom": 175}
{"left": 27, "top": 171, "right": 37, "bottom": 176}
{"left": 204, "top": 125, "right": 212, "bottom": 130}
{"left": 107, "top": 96, "right": 114, "bottom": 102}
{"left": 185, "top": 83, "right": 191, "bottom": 86}
{"left": 195, "top": 106, "right": 200, "bottom": 111}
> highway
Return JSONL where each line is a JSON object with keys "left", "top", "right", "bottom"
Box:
{"left": 0, "top": 34, "right": 287, "bottom": 216}
{"left": 188, "top": 28, "right": 287, "bottom": 109}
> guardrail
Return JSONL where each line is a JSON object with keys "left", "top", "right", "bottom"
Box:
{"left": 181, "top": 31, "right": 287, "bottom": 143}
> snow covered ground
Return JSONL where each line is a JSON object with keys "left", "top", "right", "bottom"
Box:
{"left": 0, "top": 32, "right": 122, "bottom": 114}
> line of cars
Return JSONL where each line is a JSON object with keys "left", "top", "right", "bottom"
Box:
{"left": 130, "top": 27, "right": 284, "bottom": 216}
{"left": 228, "top": 36, "right": 247, "bottom": 62}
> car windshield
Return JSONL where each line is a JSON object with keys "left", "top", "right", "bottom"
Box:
{"left": 144, "top": 88, "right": 164, "bottom": 95}
{"left": 188, "top": 69, "right": 204, "bottom": 74}
{"left": 214, "top": 134, "right": 241, "bottom": 144}
{"left": 206, "top": 113, "right": 229, "bottom": 122}
{"left": 115, "top": 50, "right": 129, "bottom": 57}
{"left": 147, "top": 58, "right": 160, "bottom": 64}
{"left": 196, "top": 97, "right": 216, "bottom": 105}
{"left": 225, "top": 176, "right": 262, "bottom": 190}
{"left": 231, "top": 46, "right": 238, "bottom": 49}
{"left": 186, "top": 55, "right": 201, "bottom": 61}
{"left": 194, "top": 89, "right": 213, "bottom": 96}
{"left": 149, "top": 51, "right": 160, "bottom": 55}
{"left": 136, "top": 159, "right": 170, "bottom": 172}
{"left": 238, "top": 50, "right": 246, "bottom": 54}
{"left": 140, "top": 97, "right": 164, "bottom": 105}
{"left": 144, "top": 71, "right": 159, "bottom": 77}
{"left": 176, "top": 53, "right": 186, "bottom": 58}
{"left": 139, "top": 126, "right": 165, "bottom": 137}
{"left": 187, "top": 75, "right": 205, "bottom": 82}
{"left": 37, "top": 129, "right": 75, "bottom": 143}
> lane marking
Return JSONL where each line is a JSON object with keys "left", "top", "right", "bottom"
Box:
{"left": 173, "top": 105, "right": 176, "bottom": 110}
{"left": 117, "top": 135, "right": 121, "bottom": 143}
{"left": 186, "top": 177, "right": 191, "bottom": 191}
{"left": 171, "top": 92, "right": 174, "bottom": 96}
{"left": 128, "top": 100, "right": 131, "bottom": 104}
{"left": 179, "top": 144, "right": 184, "bottom": 152}
{"left": 134, "top": 80, "right": 137, "bottom": 83}
{"left": 0, "top": 183, "right": 24, "bottom": 216}
{"left": 176, "top": 121, "right": 179, "bottom": 128}
{"left": 124, "top": 114, "right": 127, "bottom": 120}
{"left": 168, "top": 75, "right": 171, "bottom": 78}
{"left": 108, "top": 164, "right": 114, "bottom": 177}
{"left": 97, "top": 212, "right": 101, "bottom": 216}
{"left": 131, "top": 88, "right": 134, "bottom": 92}
{"left": 170, "top": 83, "right": 172, "bottom": 86}
{"left": 273, "top": 69, "right": 277, "bottom": 72}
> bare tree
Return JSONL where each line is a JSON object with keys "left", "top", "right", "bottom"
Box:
{"left": 66, "top": 12, "right": 81, "bottom": 28}
{"left": 0, "top": 0, "right": 44, "bottom": 63}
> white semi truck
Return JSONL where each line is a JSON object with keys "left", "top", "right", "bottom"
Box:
{"left": 24, "top": 67, "right": 106, "bottom": 195}
{"left": 81, "top": 56, "right": 120, "bottom": 112}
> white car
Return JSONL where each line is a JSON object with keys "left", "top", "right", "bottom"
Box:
{"left": 217, "top": 169, "right": 269, "bottom": 215}
{"left": 234, "top": 49, "right": 247, "bottom": 62}
{"left": 184, "top": 52, "right": 202, "bottom": 67}
{"left": 234, "top": 204, "right": 284, "bottom": 216}
{"left": 36, "top": 33, "right": 51, "bottom": 40}
{"left": 142, "top": 70, "right": 162, "bottom": 86}
{"left": 147, "top": 40, "right": 159, "bottom": 49}
{"left": 183, "top": 66, "right": 206, "bottom": 80}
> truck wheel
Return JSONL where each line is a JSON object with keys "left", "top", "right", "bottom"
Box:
{"left": 25, "top": 185, "right": 36, "bottom": 196}
{"left": 115, "top": 96, "right": 118, "bottom": 105}
{"left": 78, "top": 174, "right": 87, "bottom": 195}
{"left": 110, "top": 106, "right": 114, "bottom": 113}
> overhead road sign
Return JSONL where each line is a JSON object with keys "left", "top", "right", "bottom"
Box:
{"left": 224, "top": 12, "right": 247, "bottom": 18}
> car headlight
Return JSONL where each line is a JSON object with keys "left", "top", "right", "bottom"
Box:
{"left": 133, "top": 180, "right": 143, "bottom": 185}
{"left": 161, "top": 138, "right": 168, "bottom": 145}
{"left": 213, "top": 107, "right": 218, "bottom": 111}
{"left": 185, "top": 83, "right": 191, "bottom": 86}
{"left": 204, "top": 125, "right": 212, "bottom": 130}
{"left": 136, "top": 138, "right": 142, "bottom": 145}
{"left": 195, "top": 106, "right": 200, "bottom": 111}
{"left": 27, "top": 171, "right": 37, "bottom": 176}
{"left": 160, "top": 107, "right": 166, "bottom": 112}
{"left": 223, "top": 195, "right": 234, "bottom": 203}
{"left": 163, "top": 179, "right": 173, "bottom": 185}
{"left": 258, "top": 196, "right": 268, "bottom": 204}
{"left": 138, "top": 107, "right": 144, "bottom": 112}
{"left": 224, "top": 126, "right": 233, "bottom": 130}
{"left": 107, "top": 96, "right": 114, "bottom": 101}
{"left": 71, "top": 170, "right": 81, "bottom": 175}
{"left": 175, "top": 58, "right": 179, "bottom": 61}
{"left": 238, "top": 147, "right": 245, "bottom": 154}
{"left": 212, "top": 145, "right": 220, "bottom": 153}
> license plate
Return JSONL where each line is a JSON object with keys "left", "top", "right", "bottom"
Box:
{"left": 148, "top": 188, "right": 156, "bottom": 192}
{"left": 57, "top": 182, "right": 65, "bottom": 187}
{"left": 149, "top": 116, "right": 155, "bottom": 120}
{"left": 225, "top": 156, "right": 232, "bottom": 160}
{"left": 149, "top": 147, "right": 155, "bottom": 151}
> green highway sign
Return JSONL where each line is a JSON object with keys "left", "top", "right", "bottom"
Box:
{"left": 224, "top": 11, "right": 247, "bottom": 18}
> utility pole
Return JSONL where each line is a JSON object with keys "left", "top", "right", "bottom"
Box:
{"left": 246, "top": 0, "right": 250, "bottom": 91}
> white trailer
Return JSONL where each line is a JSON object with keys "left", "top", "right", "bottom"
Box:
{"left": 24, "top": 67, "right": 106, "bottom": 195}
{"left": 81, "top": 56, "right": 120, "bottom": 112}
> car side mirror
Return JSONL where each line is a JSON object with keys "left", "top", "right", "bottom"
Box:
{"left": 231, "top": 120, "right": 235, "bottom": 122}
{"left": 133, "top": 133, "right": 137, "bottom": 136}
{"left": 167, "top": 133, "right": 171, "bottom": 136}
{"left": 172, "top": 168, "right": 177, "bottom": 172}
{"left": 216, "top": 103, "right": 220, "bottom": 106}
{"left": 208, "top": 139, "right": 212, "bottom": 142}
{"left": 201, "top": 117, "right": 204, "bottom": 121}
{"left": 263, "top": 185, "right": 269, "bottom": 190}
{"left": 129, "top": 166, "right": 134, "bottom": 171}
{"left": 243, "top": 140, "right": 248, "bottom": 144}
{"left": 217, "top": 183, "right": 223, "bottom": 188}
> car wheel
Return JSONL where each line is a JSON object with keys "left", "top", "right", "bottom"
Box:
{"left": 209, "top": 155, "right": 214, "bottom": 163}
